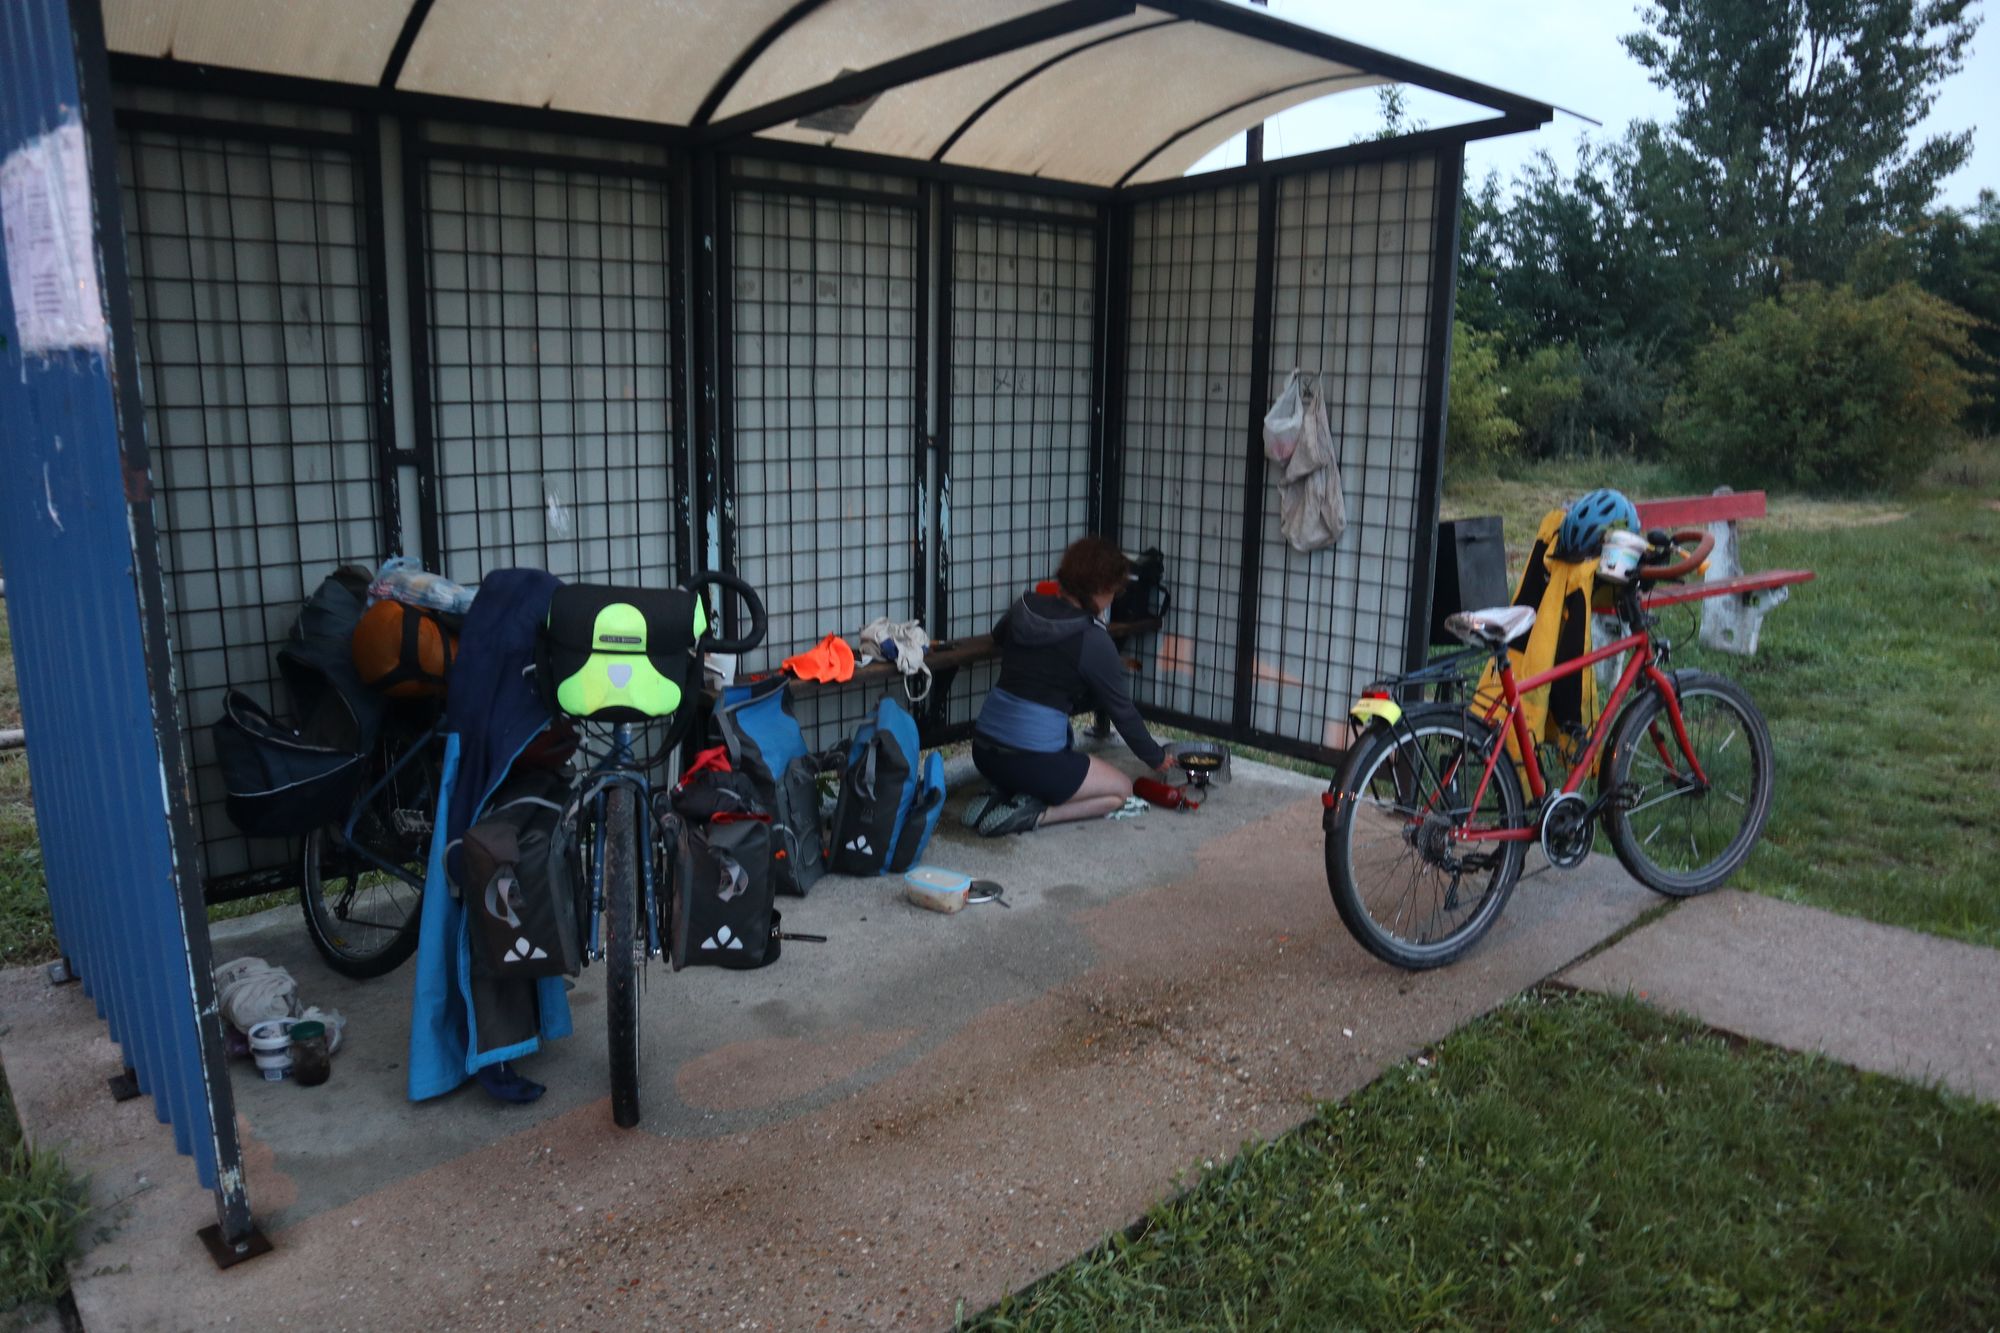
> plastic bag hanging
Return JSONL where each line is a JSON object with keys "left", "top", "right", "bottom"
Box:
{"left": 1275, "top": 377, "right": 1346, "bottom": 553}
{"left": 1262, "top": 368, "right": 1307, "bottom": 463}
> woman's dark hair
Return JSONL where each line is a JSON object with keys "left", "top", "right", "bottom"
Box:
{"left": 1055, "top": 535, "right": 1130, "bottom": 604}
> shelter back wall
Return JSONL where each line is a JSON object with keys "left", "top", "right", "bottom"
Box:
{"left": 107, "top": 85, "right": 1454, "bottom": 893}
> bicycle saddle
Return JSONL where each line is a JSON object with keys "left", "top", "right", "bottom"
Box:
{"left": 1444, "top": 605, "right": 1535, "bottom": 647}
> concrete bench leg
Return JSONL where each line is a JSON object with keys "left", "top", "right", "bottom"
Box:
{"left": 1698, "top": 506, "right": 1788, "bottom": 657}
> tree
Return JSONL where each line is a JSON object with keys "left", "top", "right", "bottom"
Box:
{"left": 1668, "top": 282, "right": 1981, "bottom": 490}
{"left": 1445, "top": 322, "right": 1521, "bottom": 465}
{"left": 1624, "top": 0, "right": 1979, "bottom": 291}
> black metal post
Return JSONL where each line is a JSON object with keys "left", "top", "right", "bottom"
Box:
{"left": 399, "top": 120, "right": 441, "bottom": 567}
{"left": 669, "top": 152, "right": 696, "bottom": 583}
{"left": 932, "top": 185, "right": 956, "bottom": 641}
{"left": 1404, "top": 144, "right": 1466, "bottom": 673}
{"left": 1095, "top": 201, "right": 1132, "bottom": 541}
{"left": 1230, "top": 177, "right": 1278, "bottom": 732}
{"left": 356, "top": 112, "right": 405, "bottom": 555}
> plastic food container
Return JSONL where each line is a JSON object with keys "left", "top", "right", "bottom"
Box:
{"left": 1598, "top": 529, "right": 1649, "bottom": 584}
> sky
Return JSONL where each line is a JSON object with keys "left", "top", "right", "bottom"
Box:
{"left": 1190, "top": 0, "right": 1997, "bottom": 211}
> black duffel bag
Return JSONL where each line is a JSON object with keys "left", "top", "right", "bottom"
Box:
{"left": 211, "top": 691, "right": 366, "bottom": 837}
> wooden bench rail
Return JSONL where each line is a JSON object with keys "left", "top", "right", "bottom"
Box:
{"left": 1633, "top": 490, "right": 1767, "bottom": 529}
{"left": 1642, "top": 568, "right": 1815, "bottom": 610}
{"left": 717, "top": 616, "right": 1163, "bottom": 700}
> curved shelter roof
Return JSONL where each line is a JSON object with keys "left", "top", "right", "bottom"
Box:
{"left": 100, "top": 0, "right": 1551, "bottom": 188}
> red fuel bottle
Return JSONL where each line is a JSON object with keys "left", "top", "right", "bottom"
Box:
{"left": 1133, "top": 776, "right": 1188, "bottom": 809}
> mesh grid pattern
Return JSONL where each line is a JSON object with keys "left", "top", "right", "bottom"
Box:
{"left": 118, "top": 125, "right": 383, "bottom": 882}
{"left": 1118, "top": 186, "right": 1260, "bottom": 728}
{"left": 420, "top": 155, "right": 678, "bottom": 589}
{"left": 725, "top": 181, "right": 921, "bottom": 747}
{"left": 940, "top": 208, "right": 1097, "bottom": 727}
{"left": 1254, "top": 156, "right": 1440, "bottom": 749}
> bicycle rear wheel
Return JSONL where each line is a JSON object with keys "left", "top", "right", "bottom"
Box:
{"left": 1325, "top": 710, "right": 1527, "bottom": 970}
{"left": 301, "top": 742, "right": 435, "bottom": 979}
{"left": 602, "top": 784, "right": 643, "bottom": 1128}
{"left": 1602, "top": 670, "right": 1774, "bottom": 896}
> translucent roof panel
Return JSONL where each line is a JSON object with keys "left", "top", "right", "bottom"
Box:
{"left": 713, "top": 0, "right": 1069, "bottom": 122}
{"left": 99, "top": 0, "right": 1552, "bottom": 189}
{"left": 100, "top": 0, "right": 414, "bottom": 84}
{"left": 1122, "top": 75, "right": 1389, "bottom": 185}
{"left": 936, "top": 21, "right": 1364, "bottom": 185}
{"left": 748, "top": 9, "right": 1177, "bottom": 159}
{"left": 395, "top": 0, "right": 802, "bottom": 125}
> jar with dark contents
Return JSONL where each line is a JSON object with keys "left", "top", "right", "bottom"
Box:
{"left": 290, "top": 1020, "right": 332, "bottom": 1087}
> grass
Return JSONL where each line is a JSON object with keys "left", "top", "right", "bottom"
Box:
{"left": 0, "top": 616, "right": 48, "bottom": 970}
{"left": 971, "top": 990, "right": 2000, "bottom": 1332}
{"left": 1, "top": 1069, "right": 87, "bottom": 1324}
{"left": 1444, "top": 454, "right": 2000, "bottom": 948}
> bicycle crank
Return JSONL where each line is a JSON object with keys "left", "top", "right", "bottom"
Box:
{"left": 1538, "top": 792, "right": 1593, "bottom": 870}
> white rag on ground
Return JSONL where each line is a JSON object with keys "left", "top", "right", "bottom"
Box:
{"left": 213, "top": 957, "right": 347, "bottom": 1053}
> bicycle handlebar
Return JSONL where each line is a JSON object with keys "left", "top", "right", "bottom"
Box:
{"left": 1640, "top": 528, "right": 1714, "bottom": 583}
{"left": 686, "top": 570, "right": 767, "bottom": 655}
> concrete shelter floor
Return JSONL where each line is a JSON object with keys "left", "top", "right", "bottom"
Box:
{"left": 2, "top": 749, "right": 1657, "bottom": 1330}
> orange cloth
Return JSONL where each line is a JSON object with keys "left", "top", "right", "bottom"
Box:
{"left": 782, "top": 633, "right": 855, "bottom": 683}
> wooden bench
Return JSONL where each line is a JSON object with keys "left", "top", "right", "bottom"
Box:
{"left": 714, "top": 616, "right": 1164, "bottom": 742}
{"left": 1633, "top": 488, "right": 1815, "bottom": 655}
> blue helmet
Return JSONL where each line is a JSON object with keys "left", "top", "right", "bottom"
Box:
{"left": 1557, "top": 488, "right": 1640, "bottom": 560}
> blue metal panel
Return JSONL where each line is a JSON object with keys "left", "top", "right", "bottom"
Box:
{"left": 0, "top": 0, "right": 249, "bottom": 1237}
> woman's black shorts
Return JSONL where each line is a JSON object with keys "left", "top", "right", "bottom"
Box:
{"left": 971, "top": 738, "right": 1088, "bottom": 806}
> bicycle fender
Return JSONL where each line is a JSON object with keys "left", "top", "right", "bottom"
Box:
{"left": 1349, "top": 697, "right": 1403, "bottom": 729}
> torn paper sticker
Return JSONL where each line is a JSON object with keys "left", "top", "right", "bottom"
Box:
{"left": 1, "top": 119, "right": 107, "bottom": 356}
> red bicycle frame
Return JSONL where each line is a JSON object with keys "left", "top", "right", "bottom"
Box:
{"left": 1450, "top": 627, "right": 1708, "bottom": 844}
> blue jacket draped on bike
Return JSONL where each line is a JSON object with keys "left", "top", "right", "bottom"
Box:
{"left": 408, "top": 568, "right": 572, "bottom": 1101}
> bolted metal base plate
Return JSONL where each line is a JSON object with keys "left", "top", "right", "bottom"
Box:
{"left": 196, "top": 1221, "right": 273, "bottom": 1269}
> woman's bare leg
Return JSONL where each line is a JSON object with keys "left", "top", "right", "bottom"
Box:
{"left": 1038, "top": 755, "right": 1134, "bottom": 827}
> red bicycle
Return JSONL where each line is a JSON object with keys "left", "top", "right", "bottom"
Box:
{"left": 1324, "top": 528, "right": 1776, "bottom": 969}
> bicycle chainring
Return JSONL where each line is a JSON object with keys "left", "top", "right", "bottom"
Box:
{"left": 1539, "top": 792, "right": 1593, "bottom": 870}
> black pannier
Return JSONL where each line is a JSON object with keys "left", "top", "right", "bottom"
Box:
{"left": 211, "top": 691, "right": 367, "bottom": 837}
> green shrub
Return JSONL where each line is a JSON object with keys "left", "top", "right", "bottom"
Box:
{"left": 1668, "top": 282, "right": 1981, "bottom": 492}
{"left": 1498, "top": 342, "right": 1582, "bottom": 455}
{"left": 1446, "top": 321, "right": 1521, "bottom": 463}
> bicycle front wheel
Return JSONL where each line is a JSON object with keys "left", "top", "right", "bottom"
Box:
{"left": 602, "top": 784, "right": 643, "bottom": 1128}
{"left": 1325, "top": 710, "right": 1527, "bottom": 970}
{"left": 1602, "top": 670, "right": 1774, "bottom": 897}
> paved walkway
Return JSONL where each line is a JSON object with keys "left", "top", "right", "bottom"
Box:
{"left": 2, "top": 755, "right": 1658, "bottom": 1331}
{"left": 1563, "top": 889, "right": 1999, "bottom": 1104}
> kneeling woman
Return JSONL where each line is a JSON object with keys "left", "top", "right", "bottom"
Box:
{"left": 968, "top": 535, "right": 1171, "bottom": 835}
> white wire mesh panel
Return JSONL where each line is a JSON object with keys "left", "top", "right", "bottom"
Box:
{"left": 118, "top": 124, "right": 382, "bottom": 883}
{"left": 421, "top": 154, "right": 678, "bottom": 590}
{"left": 1256, "top": 154, "right": 1441, "bottom": 751}
{"left": 940, "top": 207, "right": 1097, "bottom": 728}
{"left": 726, "top": 179, "right": 920, "bottom": 748}
{"left": 1119, "top": 184, "right": 1260, "bottom": 728}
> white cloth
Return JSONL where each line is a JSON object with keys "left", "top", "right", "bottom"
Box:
{"left": 213, "top": 956, "right": 298, "bottom": 1034}
{"left": 857, "top": 616, "right": 933, "bottom": 702}
{"left": 213, "top": 956, "right": 346, "bottom": 1052}
{"left": 1264, "top": 371, "right": 1347, "bottom": 553}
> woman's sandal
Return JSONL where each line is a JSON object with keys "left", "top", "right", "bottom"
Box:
{"left": 961, "top": 790, "right": 1003, "bottom": 829}
{"left": 977, "top": 793, "right": 1047, "bottom": 837}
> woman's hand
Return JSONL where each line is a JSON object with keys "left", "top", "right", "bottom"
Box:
{"left": 1155, "top": 755, "right": 1175, "bottom": 773}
